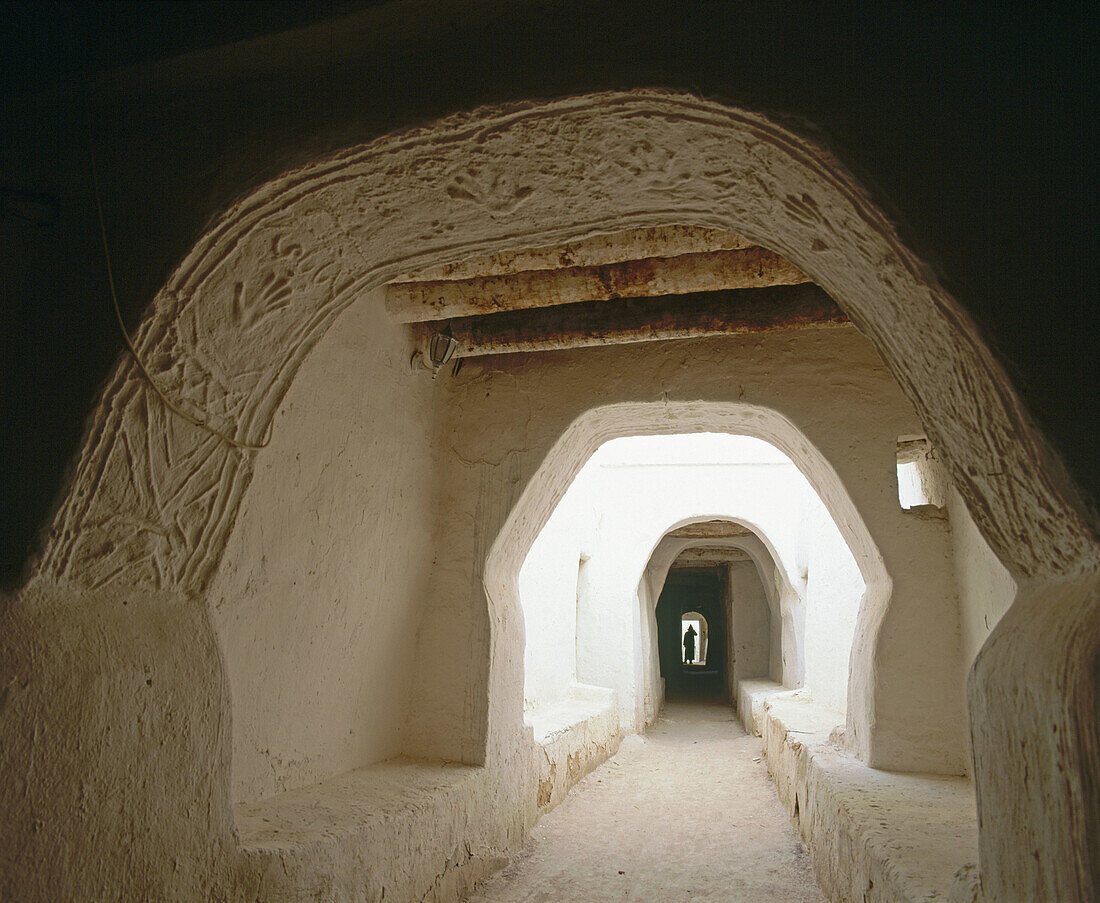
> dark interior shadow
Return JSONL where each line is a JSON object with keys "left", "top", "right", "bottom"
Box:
{"left": 656, "top": 566, "right": 729, "bottom": 702}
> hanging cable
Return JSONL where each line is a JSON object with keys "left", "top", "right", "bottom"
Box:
{"left": 85, "top": 99, "right": 271, "bottom": 452}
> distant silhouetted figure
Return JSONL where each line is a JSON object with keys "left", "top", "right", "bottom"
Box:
{"left": 683, "top": 624, "right": 697, "bottom": 664}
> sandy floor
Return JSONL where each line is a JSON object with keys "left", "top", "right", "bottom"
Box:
{"left": 466, "top": 701, "right": 825, "bottom": 902}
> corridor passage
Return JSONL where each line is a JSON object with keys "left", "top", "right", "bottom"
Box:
{"left": 466, "top": 702, "right": 825, "bottom": 902}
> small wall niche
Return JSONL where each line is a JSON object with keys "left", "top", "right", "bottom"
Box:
{"left": 896, "top": 435, "right": 948, "bottom": 512}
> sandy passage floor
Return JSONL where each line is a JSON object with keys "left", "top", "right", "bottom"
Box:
{"left": 466, "top": 701, "right": 825, "bottom": 902}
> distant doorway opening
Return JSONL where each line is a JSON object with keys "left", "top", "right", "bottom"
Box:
{"left": 657, "top": 567, "right": 727, "bottom": 700}
{"left": 681, "top": 611, "right": 707, "bottom": 665}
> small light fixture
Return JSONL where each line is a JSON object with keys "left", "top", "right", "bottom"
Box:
{"left": 429, "top": 328, "right": 458, "bottom": 370}
{"left": 413, "top": 326, "right": 458, "bottom": 377}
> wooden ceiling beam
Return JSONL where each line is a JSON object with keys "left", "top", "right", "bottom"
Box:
{"left": 390, "top": 226, "right": 755, "bottom": 282}
{"left": 386, "top": 246, "right": 809, "bottom": 323}
{"left": 430, "top": 283, "right": 847, "bottom": 359}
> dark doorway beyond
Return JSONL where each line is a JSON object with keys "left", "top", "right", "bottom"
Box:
{"left": 656, "top": 566, "right": 728, "bottom": 701}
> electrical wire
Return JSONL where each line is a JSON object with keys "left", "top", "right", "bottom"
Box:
{"left": 86, "top": 112, "right": 271, "bottom": 452}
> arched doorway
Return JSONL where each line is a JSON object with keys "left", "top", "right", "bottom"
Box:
{"left": 5, "top": 92, "right": 1092, "bottom": 901}
{"left": 656, "top": 575, "right": 725, "bottom": 700}
{"left": 499, "top": 421, "right": 885, "bottom": 756}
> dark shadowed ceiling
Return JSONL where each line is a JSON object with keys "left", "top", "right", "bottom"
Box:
{"left": 0, "top": 2, "right": 1095, "bottom": 588}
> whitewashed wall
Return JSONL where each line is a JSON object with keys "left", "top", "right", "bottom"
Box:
{"left": 208, "top": 295, "right": 436, "bottom": 804}
{"left": 517, "top": 433, "right": 865, "bottom": 735}
{"left": 727, "top": 559, "right": 773, "bottom": 695}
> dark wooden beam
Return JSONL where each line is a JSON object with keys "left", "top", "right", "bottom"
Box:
{"left": 435, "top": 283, "right": 848, "bottom": 358}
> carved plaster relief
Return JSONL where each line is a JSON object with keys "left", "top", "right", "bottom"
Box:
{"left": 35, "top": 91, "right": 1096, "bottom": 597}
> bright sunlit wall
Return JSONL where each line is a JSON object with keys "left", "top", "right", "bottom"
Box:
{"left": 518, "top": 434, "right": 865, "bottom": 740}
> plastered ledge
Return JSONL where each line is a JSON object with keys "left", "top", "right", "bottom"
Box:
{"left": 760, "top": 694, "right": 980, "bottom": 903}
{"left": 234, "top": 758, "right": 502, "bottom": 903}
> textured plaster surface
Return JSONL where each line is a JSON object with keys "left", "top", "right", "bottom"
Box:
{"left": 759, "top": 692, "right": 981, "bottom": 903}
{"left": 739, "top": 679, "right": 789, "bottom": 736}
{"left": 727, "top": 559, "right": 774, "bottom": 692}
{"left": 457, "top": 327, "right": 965, "bottom": 775}
{"left": 32, "top": 92, "right": 1092, "bottom": 597}
{"left": 233, "top": 760, "right": 501, "bottom": 903}
{"left": 207, "top": 294, "right": 437, "bottom": 804}
{"left": 968, "top": 569, "right": 1100, "bottom": 901}
{"left": 0, "top": 580, "right": 237, "bottom": 902}
{"left": 1, "top": 92, "right": 1095, "bottom": 901}
{"left": 948, "top": 488, "right": 1017, "bottom": 671}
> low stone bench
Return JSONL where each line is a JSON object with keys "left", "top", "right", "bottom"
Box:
{"left": 737, "top": 677, "right": 796, "bottom": 735}
{"left": 759, "top": 692, "right": 980, "bottom": 903}
{"left": 525, "top": 685, "right": 627, "bottom": 813}
{"left": 234, "top": 758, "right": 502, "bottom": 903}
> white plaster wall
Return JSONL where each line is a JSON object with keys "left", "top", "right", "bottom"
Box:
{"left": 636, "top": 570, "right": 665, "bottom": 723}
{"left": 800, "top": 498, "right": 865, "bottom": 712}
{"left": 517, "top": 486, "right": 593, "bottom": 711}
{"left": 208, "top": 294, "right": 437, "bottom": 804}
{"left": 770, "top": 564, "right": 794, "bottom": 684}
{"left": 948, "top": 484, "right": 1017, "bottom": 774}
{"left": 516, "top": 433, "right": 864, "bottom": 734}
{"left": 416, "top": 326, "right": 971, "bottom": 779}
{"left": 947, "top": 487, "right": 1017, "bottom": 671}
{"left": 728, "top": 559, "right": 771, "bottom": 691}
{"left": 574, "top": 522, "right": 631, "bottom": 696}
